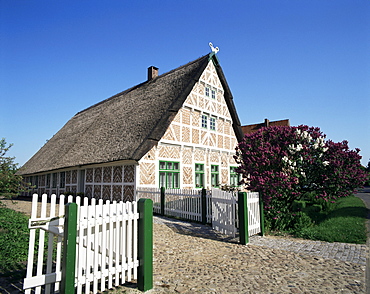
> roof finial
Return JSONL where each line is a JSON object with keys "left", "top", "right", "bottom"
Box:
{"left": 209, "top": 42, "right": 219, "bottom": 54}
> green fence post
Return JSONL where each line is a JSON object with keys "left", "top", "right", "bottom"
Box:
{"left": 160, "top": 186, "right": 165, "bottom": 216}
{"left": 238, "top": 192, "right": 249, "bottom": 245}
{"left": 201, "top": 188, "right": 207, "bottom": 225}
{"left": 138, "top": 198, "right": 153, "bottom": 292}
{"left": 259, "top": 193, "right": 265, "bottom": 236}
{"left": 61, "top": 202, "right": 78, "bottom": 294}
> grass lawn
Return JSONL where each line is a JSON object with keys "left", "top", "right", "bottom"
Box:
{"left": 294, "top": 195, "right": 368, "bottom": 244}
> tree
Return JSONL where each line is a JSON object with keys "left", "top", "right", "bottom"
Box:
{"left": 365, "top": 160, "right": 370, "bottom": 186}
{"left": 0, "top": 138, "right": 24, "bottom": 198}
{"left": 235, "top": 125, "right": 367, "bottom": 230}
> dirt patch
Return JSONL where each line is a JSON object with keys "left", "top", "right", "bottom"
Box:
{"left": 0, "top": 196, "right": 34, "bottom": 216}
{"left": 0, "top": 196, "right": 61, "bottom": 218}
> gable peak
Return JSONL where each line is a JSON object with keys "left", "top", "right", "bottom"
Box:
{"left": 209, "top": 42, "right": 219, "bottom": 54}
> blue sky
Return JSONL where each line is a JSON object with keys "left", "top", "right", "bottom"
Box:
{"left": 1, "top": 0, "right": 369, "bottom": 166}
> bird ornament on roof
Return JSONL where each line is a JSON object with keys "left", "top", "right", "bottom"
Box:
{"left": 209, "top": 42, "right": 219, "bottom": 54}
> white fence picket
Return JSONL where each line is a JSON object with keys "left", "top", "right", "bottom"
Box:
{"left": 55, "top": 194, "right": 65, "bottom": 293}
{"left": 24, "top": 194, "right": 38, "bottom": 294}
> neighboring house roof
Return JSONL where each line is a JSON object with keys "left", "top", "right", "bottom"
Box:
{"left": 241, "top": 118, "right": 290, "bottom": 134}
{"left": 18, "top": 53, "right": 243, "bottom": 175}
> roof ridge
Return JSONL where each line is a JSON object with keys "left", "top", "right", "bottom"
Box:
{"left": 76, "top": 54, "right": 210, "bottom": 117}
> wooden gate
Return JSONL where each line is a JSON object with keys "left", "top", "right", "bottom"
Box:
{"left": 23, "top": 194, "right": 148, "bottom": 294}
{"left": 246, "top": 192, "right": 261, "bottom": 236}
{"left": 210, "top": 188, "right": 237, "bottom": 237}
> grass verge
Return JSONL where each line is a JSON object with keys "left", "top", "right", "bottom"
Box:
{"left": 0, "top": 205, "right": 29, "bottom": 280}
{"left": 294, "top": 195, "right": 368, "bottom": 244}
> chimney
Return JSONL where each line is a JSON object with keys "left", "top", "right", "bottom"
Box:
{"left": 264, "top": 118, "right": 270, "bottom": 127}
{"left": 147, "top": 66, "right": 159, "bottom": 81}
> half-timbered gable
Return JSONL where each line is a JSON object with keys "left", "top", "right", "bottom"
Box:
{"left": 138, "top": 58, "right": 240, "bottom": 189}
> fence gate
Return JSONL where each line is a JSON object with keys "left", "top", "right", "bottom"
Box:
{"left": 247, "top": 192, "right": 261, "bottom": 236}
{"left": 23, "top": 193, "right": 146, "bottom": 294}
{"left": 24, "top": 194, "right": 66, "bottom": 294}
{"left": 211, "top": 188, "right": 237, "bottom": 237}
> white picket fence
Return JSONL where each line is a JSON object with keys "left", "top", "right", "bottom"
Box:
{"left": 136, "top": 187, "right": 212, "bottom": 223}
{"left": 136, "top": 187, "right": 261, "bottom": 238}
{"left": 24, "top": 194, "right": 139, "bottom": 294}
{"left": 210, "top": 188, "right": 237, "bottom": 237}
{"left": 246, "top": 192, "right": 261, "bottom": 236}
{"left": 135, "top": 187, "right": 161, "bottom": 214}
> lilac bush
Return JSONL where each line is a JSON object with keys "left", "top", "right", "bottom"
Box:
{"left": 235, "top": 125, "right": 367, "bottom": 230}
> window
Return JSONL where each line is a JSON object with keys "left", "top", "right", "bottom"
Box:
{"left": 195, "top": 164, "right": 204, "bottom": 188}
{"left": 32, "top": 176, "right": 39, "bottom": 188}
{"left": 230, "top": 167, "right": 240, "bottom": 186}
{"left": 205, "top": 86, "right": 210, "bottom": 97}
{"left": 60, "top": 172, "right": 66, "bottom": 189}
{"left": 211, "top": 89, "right": 216, "bottom": 99}
{"left": 159, "top": 161, "right": 180, "bottom": 189}
{"left": 46, "top": 174, "right": 50, "bottom": 188}
{"left": 52, "top": 173, "right": 58, "bottom": 188}
{"left": 210, "top": 117, "right": 216, "bottom": 131}
{"left": 211, "top": 165, "right": 219, "bottom": 187}
{"left": 201, "top": 114, "right": 208, "bottom": 128}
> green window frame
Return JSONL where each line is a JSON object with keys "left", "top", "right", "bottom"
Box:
{"left": 195, "top": 163, "right": 204, "bottom": 188}
{"left": 201, "top": 114, "right": 208, "bottom": 129}
{"left": 159, "top": 161, "right": 180, "bottom": 189}
{"left": 211, "top": 165, "right": 219, "bottom": 187}
{"left": 230, "top": 166, "right": 240, "bottom": 186}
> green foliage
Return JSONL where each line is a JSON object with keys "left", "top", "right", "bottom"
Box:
{"left": 292, "top": 212, "right": 313, "bottom": 232}
{"left": 365, "top": 160, "right": 370, "bottom": 186}
{"left": 0, "top": 206, "right": 30, "bottom": 275}
{"left": 0, "top": 138, "right": 28, "bottom": 198}
{"left": 304, "top": 204, "right": 322, "bottom": 214}
{"left": 292, "top": 200, "right": 307, "bottom": 211}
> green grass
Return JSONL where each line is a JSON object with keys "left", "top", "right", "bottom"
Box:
{"left": 0, "top": 205, "right": 30, "bottom": 279}
{"left": 294, "top": 195, "right": 368, "bottom": 244}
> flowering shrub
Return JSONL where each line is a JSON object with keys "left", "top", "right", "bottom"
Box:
{"left": 235, "top": 125, "right": 367, "bottom": 231}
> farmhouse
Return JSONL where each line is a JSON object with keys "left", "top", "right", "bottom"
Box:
{"left": 18, "top": 51, "right": 243, "bottom": 201}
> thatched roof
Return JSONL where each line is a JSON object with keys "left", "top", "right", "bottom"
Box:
{"left": 18, "top": 53, "right": 243, "bottom": 175}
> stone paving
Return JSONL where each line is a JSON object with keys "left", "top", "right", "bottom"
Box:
{"left": 155, "top": 216, "right": 368, "bottom": 265}
{"left": 119, "top": 216, "right": 365, "bottom": 294}
{"left": 249, "top": 235, "right": 367, "bottom": 265}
